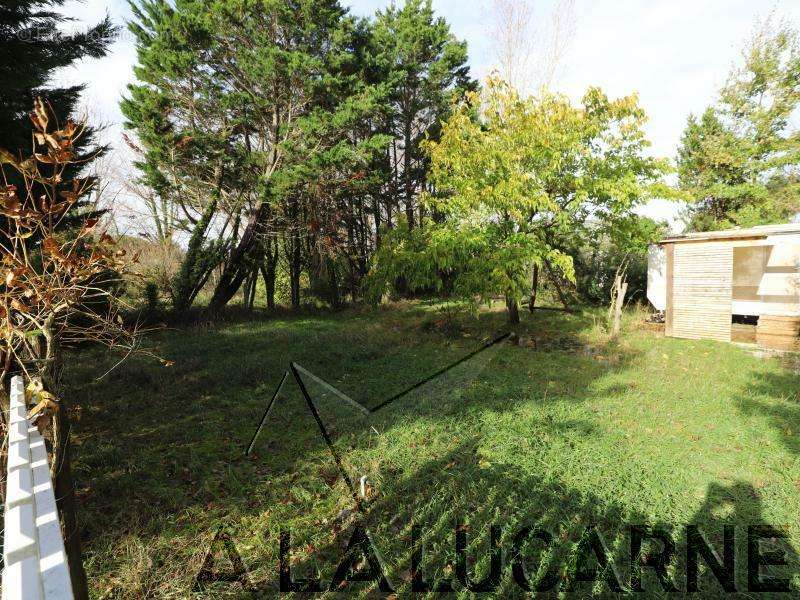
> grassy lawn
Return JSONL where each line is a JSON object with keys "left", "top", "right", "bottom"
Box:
{"left": 64, "top": 303, "right": 800, "bottom": 598}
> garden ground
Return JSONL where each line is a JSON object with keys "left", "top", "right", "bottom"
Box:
{"left": 64, "top": 303, "right": 800, "bottom": 598}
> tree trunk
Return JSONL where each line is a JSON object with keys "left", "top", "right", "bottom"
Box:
{"left": 244, "top": 269, "right": 257, "bottom": 310}
{"left": 372, "top": 196, "right": 382, "bottom": 249}
{"left": 328, "top": 258, "right": 340, "bottom": 309}
{"left": 404, "top": 115, "right": 414, "bottom": 229}
{"left": 529, "top": 264, "right": 539, "bottom": 313}
{"left": 261, "top": 245, "right": 277, "bottom": 311}
{"left": 611, "top": 274, "right": 628, "bottom": 337}
{"left": 544, "top": 260, "right": 571, "bottom": 311}
{"left": 241, "top": 274, "right": 251, "bottom": 309}
{"left": 290, "top": 235, "right": 301, "bottom": 310}
{"left": 505, "top": 294, "right": 520, "bottom": 325}
{"left": 248, "top": 273, "right": 257, "bottom": 309}
{"left": 208, "top": 201, "right": 270, "bottom": 310}
{"left": 260, "top": 265, "right": 274, "bottom": 310}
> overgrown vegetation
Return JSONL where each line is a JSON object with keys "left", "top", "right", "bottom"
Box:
{"left": 3, "top": 3, "right": 800, "bottom": 599}
{"left": 571, "top": 215, "right": 665, "bottom": 305}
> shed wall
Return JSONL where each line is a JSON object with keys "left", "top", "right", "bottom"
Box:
{"left": 647, "top": 245, "right": 666, "bottom": 311}
{"left": 671, "top": 242, "right": 733, "bottom": 342}
{"left": 760, "top": 239, "right": 800, "bottom": 316}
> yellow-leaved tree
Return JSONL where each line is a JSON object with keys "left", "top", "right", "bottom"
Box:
{"left": 369, "top": 76, "right": 671, "bottom": 323}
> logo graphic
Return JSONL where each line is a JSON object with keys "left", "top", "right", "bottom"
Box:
{"left": 194, "top": 332, "right": 796, "bottom": 595}
{"left": 194, "top": 332, "right": 509, "bottom": 592}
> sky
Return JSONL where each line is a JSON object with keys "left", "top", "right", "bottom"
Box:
{"left": 55, "top": 0, "right": 800, "bottom": 231}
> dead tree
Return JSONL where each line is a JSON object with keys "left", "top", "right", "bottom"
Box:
{"left": 609, "top": 263, "right": 629, "bottom": 337}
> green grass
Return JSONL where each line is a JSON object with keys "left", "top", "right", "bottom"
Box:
{"left": 63, "top": 302, "right": 800, "bottom": 598}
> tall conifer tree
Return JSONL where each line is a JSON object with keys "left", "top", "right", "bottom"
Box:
{"left": 372, "top": 0, "right": 475, "bottom": 229}
{"left": 124, "top": 0, "right": 390, "bottom": 312}
{"left": 0, "top": 0, "right": 116, "bottom": 218}
{"left": 678, "top": 19, "right": 800, "bottom": 230}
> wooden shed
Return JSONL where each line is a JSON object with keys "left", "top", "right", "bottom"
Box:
{"left": 647, "top": 224, "right": 800, "bottom": 350}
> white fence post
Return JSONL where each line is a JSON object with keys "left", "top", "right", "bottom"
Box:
{"left": 3, "top": 375, "right": 73, "bottom": 600}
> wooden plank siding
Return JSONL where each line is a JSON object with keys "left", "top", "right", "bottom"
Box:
{"left": 757, "top": 315, "right": 800, "bottom": 351}
{"left": 671, "top": 242, "right": 733, "bottom": 342}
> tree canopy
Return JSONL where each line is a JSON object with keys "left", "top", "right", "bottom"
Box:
{"left": 368, "top": 77, "right": 669, "bottom": 323}
{"left": 678, "top": 19, "right": 800, "bottom": 231}
{"left": 372, "top": 0, "right": 475, "bottom": 229}
{"left": 123, "top": 0, "right": 475, "bottom": 314}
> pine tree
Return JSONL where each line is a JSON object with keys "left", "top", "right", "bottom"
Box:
{"left": 372, "top": 0, "right": 475, "bottom": 230}
{"left": 678, "top": 19, "right": 800, "bottom": 231}
{"left": 205, "top": 0, "right": 387, "bottom": 310}
{"left": 124, "top": 0, "right": 390, "bottom": 313}
{"left": 0, "top": 1, "right": 117, "bottom": 212}
{"left": 123, "top": 0, "right": 238, "bottom": 313}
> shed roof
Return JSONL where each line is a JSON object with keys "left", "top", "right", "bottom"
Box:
{"left": 660, "top": 223, "right": 800, "bottom": 244}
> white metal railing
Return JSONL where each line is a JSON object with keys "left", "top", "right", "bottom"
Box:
{"left": 3, "top": 375, "right": 73, "bottom": 599}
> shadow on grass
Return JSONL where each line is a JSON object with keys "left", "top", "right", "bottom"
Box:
{"left": 273, "top": 442, "right": 798, "bottom": 599}
{"left": 736, "top": 357, "right": 800, "bottom": 456}
{"left": 61, "top": 307, "right": 798, "bottom": 597}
